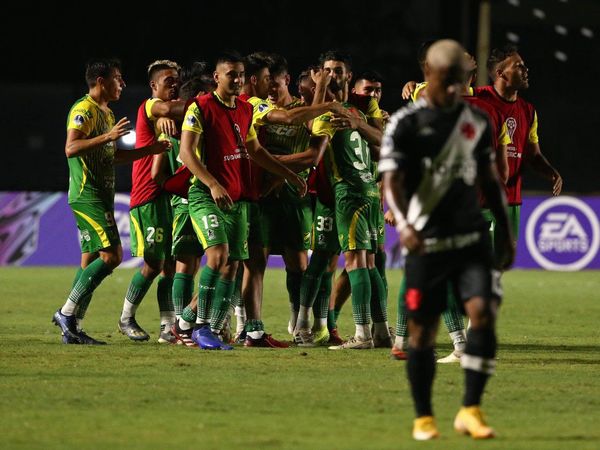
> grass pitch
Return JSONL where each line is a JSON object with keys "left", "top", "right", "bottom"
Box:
{"left": 0, "top": 267, "right": 599, "bottom": 450}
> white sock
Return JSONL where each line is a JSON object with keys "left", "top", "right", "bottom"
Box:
{"left": 314, "top": 318, "right": 327, "bottom": 330}
{"left": 234, "top": 306, "right": 246, "bottom": 333}
{"left": 179, "top": 317, "right": 193, "bottom": 331}
{"left": 60, "top": 300, "right": 77, "bottom": 316}
{"left": 120, "top": 299, "right": 138, "bottom": 321}
{"left": 394, "top": 335, "right": 407, "bottom": 350}
{"left": 289, "top": 305, "right": 298, "bottom": 331}
{"left": 373, "top": 321, "right": 390, "bottom": 337}
{"left": 296, "top": 306, "right": 311, "bottom": 330}
{"left": 160, "top": 311, "right": 176, "bottom": 331}
{"left": 449, "top": 330, "right": 467, "bottom": 353}
{"left": 248, "top": 330, "right": 264, "bottom": 339}
{"left": 355, "top": 324, "right": 371, "bottom": 341}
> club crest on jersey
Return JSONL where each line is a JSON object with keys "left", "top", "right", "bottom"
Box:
{"left": 505, "top": 117, "right": 517, "bottom": 142}
{"left": 460, "top": 122, "right": 475, "bottom": 140}
{"left": 207, "top": 229, "right": 215, "bottom": 240}
{"left": 185, "top": 115, "right": 196, "bottom": 126}
{"left": 405, "top": 288, "right": 422, "bottom": 311}
{"left": 73, "top": 114, "right": 85, "bottom": 126}
{"left": 258, "top": 103, "right": 270, "bottom": 113}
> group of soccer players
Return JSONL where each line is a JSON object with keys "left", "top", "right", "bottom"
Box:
{"left": 52, "top": 39, "right": 561, "bottom": 440}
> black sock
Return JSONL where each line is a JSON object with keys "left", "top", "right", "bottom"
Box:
{"left": 407, "top": 347, "right": 436, "bottom": 417}
{"left": 463, "top": 328, "right": 496, "bottom": 406}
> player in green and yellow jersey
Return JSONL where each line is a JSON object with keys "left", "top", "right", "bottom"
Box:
{"left": 52, "top": 58, "right": 170, "bottom": 345}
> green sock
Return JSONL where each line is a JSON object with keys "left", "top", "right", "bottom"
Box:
{"left": 395, "top": 276, "right": 408, "bottom": 338}
{"left": 197, "top": 266, "right": 220, "bottom": 324}
{"left": 231, "top": 265, "right": 244, "bottom": 308}
{"left": 244, "top": 319, "right": 264, "bottom": 332}
{"left": 210, "top": 277, "right": 234, "bottom": 332}
{"left": 375, "top": 250, "right": 388, "bottom": 295}
{"left": 70, "top": 268, "right": 91, "bottom": 321}
{"left": 347, "top": 268, "right": 371, "bottom": 325}
{"left": 125, "top": 271, "right": 153, "bottom": 306}
{"left": 286, "top": 269, "right": 303, "bottom": 313}
{"left": 181, "top": 305, "right": 197, "bottom": 324}
{"left": 442, "top": 283, "right": 465, "bottom": 333}
{"left": 327, "top": 310, "right": 337, "bottom": 331}
{"left": 172, "top": 273, "right": 194, "bottom": 316}
{"left": 369, "top": 268, "right": 387, "bottom": 323}
{"left": 300, "top": 252, "right": 329, "bottom": 308}
{"left": 157, "top": 275, "right": 174, "bottom": 313}
{"left": 314, "top": 271, "right": 333, "bottom": 322}
{"left": 67, "top": 258, "right": 112, "bottom": 305}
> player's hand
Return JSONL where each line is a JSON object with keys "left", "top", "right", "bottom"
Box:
{"left": 381, "top": 109, "right": 390, "bottom": 121}
{"left": 157, "top": 117, "right": 178, "bottom": 136}
{"left": 551, "top": 171, "right": 563, "bottom": 196}
{"left": 328, "top": 102, "right": 353, "bottom": 118}
{"left": 148, "top": 139, "right": 172, "bottom": 154}
{"left": 109, "top": 117, "right": 132, "bottom": 141}
{"left": 384, "top": 210, "right": 396, "bottom": 226}
{"left": 401, "top": 81, "right": 417, "bottom": 100}
{"left": 311, "top": 68, "right": 332, "bottom": 87}
{"left": 330, "top": 114, "right": 360, "bottom": 130}
{"left": 209, "top": 183, "right": 233, "bottom": 210}
{"left": 400, "top": 224, "right": 424, "bottom": 254}
{"left": 286, "top": 172, "right": 307, "bottom": 197}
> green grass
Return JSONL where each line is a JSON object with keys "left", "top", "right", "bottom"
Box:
{"left": 1, "top": 267, "right": 599, "bottom": 449}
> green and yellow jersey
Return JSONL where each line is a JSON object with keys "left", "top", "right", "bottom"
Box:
{"left": 66, "top": 94, "right": 116, "bottom": 206}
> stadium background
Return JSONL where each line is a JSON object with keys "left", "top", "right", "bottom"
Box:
{"left": 0, "top": 0, "right": 598, "bottom": 269}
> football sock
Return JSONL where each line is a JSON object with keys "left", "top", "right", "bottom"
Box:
{"left": 120, "top": 271, "right": 153, "bottom": 321}
{"left": 395, "top": 277, "right": 408, "bottom": 339}
{"left": 368, "top": 268, "right": 387, "bottom": 324}
{"left": 157, "top": 275, "right": 175, "bottom": 327}
{"left": 245, "top": 319, "right": 265, "bottom": 339}
{"left": 327, "top": 309, "right": 337, "bottom": 332}
{"left": 348, "top": 268, "right": 371, "bottom": 326}
{"left": 210, "top": 277, "right": 234, "bottom": 333}
{"left": 196, "top": 266, "right": 220, "bottom": 325}
{"left": 286, "top": 269, "right": 303, "bottom": 313}
{"left": 314, "top": 271, "right": 333, "bottom": 330}
{"left": 442, "top": 286, "right": 465, "bottom": 333}
{"left": 300, "top": 251, "right": 329, "bottom": 308}
{"left": 407, "top": 346, "right": 436, "bottom": 417}
{"left": 179, "top": 306, "right": 197, "bottom": 330}
{"left": 62, "top": 259, "right": 112, "bottom": 316}
{"left": 172, "top": 273, "right": 193, "bottom": 318}
{"left": 462, "top": 328, "right": 497, "bottom": 406}
{"left": 375, "top": 249, "right": 388, "bottom": 294}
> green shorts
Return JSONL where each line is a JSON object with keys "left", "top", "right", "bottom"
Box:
{"left": 129, "top": 193, "right": 173, "bottom": 260}
{"left": 172, "top": 201, "right": 203, "bottom": 257}
{"left": 70, "top": 201, "right": 120, "bottom": 253}
{"left": 261, "top": 188, "right": 313, "bottom": 255}
{"left": 311, "top": 198, "right": 340, "bottom": 253}
{"left": 188, "top": 185, "right": 250, "bottom": 261}
{"left": 247, "top": 201, "right": 264, "bottom": 247}
{"left": 335, "top": 185, "right": 374, "bottom": 252}
{"left": 482, "top": 204, "right": 520, "bottom": 264}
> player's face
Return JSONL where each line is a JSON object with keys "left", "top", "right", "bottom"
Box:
{"left": 153, "top": 68, "right": 180, "bottom": 101}
{"left": 253, "top": 67, "right": 271, "bottom": 100}
{"left": 268, "top": 73, "right": 289, "bottom": 103}
{"left": 298, "top": 78, "right": 315, "bottom": 104}
{"left": 501, "top": 54, "right": 529, "bottom": 90}
{"left": 103, "top": 68, "right": 126, "bottom": 101}
{"left": 215, "top": 62, "right": 245, "bottom": 96}
{"left": 323, "top": 60, "right": 351, "bottom": 90}
{"left": 353, "top": 79, "right": 382, "bottom": 102}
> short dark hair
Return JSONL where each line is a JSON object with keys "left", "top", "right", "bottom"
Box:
{"left": 269, "top": 53, "right": 289, "bottom": 78}
{"left": 296, "top": 69, "right": 312, "bottom": 87}
{"left": 417, "top": 39, "right": 437, "bottom": 70}
{"left": 215, "top": 51, "right": 244, "bottom": 67}
{"left": 179, "top": 76, "right": 216, "bottom": 100}
{"left": 180, "top": 61, "right": 211, "bottom": 84}
{"left": 243, "top": 52, "right": 272, "bottom": 78}
{"left": 85, "top": 58, "right": 121, "bottom": 88}
{"left": 319, "top": 50, "right": 352, "bottom": 71}
{"left": 354, "top": 70, "right": 385, "bottom": 85}
{"left": 147, "top": 59, "right": 180, "bottom": 81}
{"left": 487, "top": 44, "right": 519, "bottom": 79}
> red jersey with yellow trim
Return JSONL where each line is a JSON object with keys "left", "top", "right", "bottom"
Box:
{"left": 475, "top": 85, "right": 538, "bottom": 205}
{"left": 183, "top": 92, "right": 255, "bottom": 202}
{"left": 130, "top": 98, "right": 162, "bottom": 209}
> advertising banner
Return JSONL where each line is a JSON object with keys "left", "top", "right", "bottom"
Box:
{"left": 1, "top": 192, "right": 598, "bottom": 271}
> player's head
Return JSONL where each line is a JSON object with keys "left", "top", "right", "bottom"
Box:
{"left": 214, "top": 51, "right": 245, "bottom": 97}
{"left": 85, "top": 58, "right": 125, "bottom": 101}
{"left": 487, "top": 44, "right": 529, "bottom": 90}
{"left": 243, "top": 51, "right": 273, "bottom": 100}
{"left": 297, "top": 68, "right": 316, "bottom": 104}
{"left": 417, "top": 39, "right": 437, "bottom": 73}
{"left": 319, "top": 50, "right": 353, "bottom": 93}
{"left": 352, "top": 70, "right": 384, "bottom": 102}
{"left": 424, "top": 39, "right": 469, "bottom": 106}
{"left": 268, "top": 53, "right": 291, "bottom": 103}
{"left": 147, "top": 59, "right": 181, "bottom": 101}
{"left": 464, "top": 52, "right": 478, "bottom": 87}
{"left": 179, "top": 76, "right": 216, "bottom": 100}
{"left": 180, "top": 61, "right": 211, "bottom": 84}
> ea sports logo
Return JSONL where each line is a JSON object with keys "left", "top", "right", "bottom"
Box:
{"left": 526, "top": 197, "right": 599, "bottom": 271}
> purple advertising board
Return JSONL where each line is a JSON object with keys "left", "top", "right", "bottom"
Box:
{"left": 1, "top": 192, "right": 598, "bottom": 271}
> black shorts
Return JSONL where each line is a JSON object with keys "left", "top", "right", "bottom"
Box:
{"left": 403, "top": 237, "right": 501, "bottom": 319}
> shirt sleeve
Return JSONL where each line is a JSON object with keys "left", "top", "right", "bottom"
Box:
{"left": 248, "top": 96, "right": 274, "bottom": 129}
{"left": 246, "top": 120, "right": 257, "bottom": 143}
{"left": 67, "top": 104, "right": 94, "bottom": 136}
{"left": 145, "top": 98, "right": 161, "bottom": 120}
{"left": 181, "top": 102, "right": 203, "bottom": 135}
{"left": 366, "top": 97, "right": 383, "bottom": 120}
{"left": 378, "top": 111, "right": 409, "bottom": 173}
{"left": 311, "top": 113, "right": 335, "bottom": 140}
{"left": 528, "top": 110, "right": 539, "bottom": 144}
{"left": 411, "top": 82, "right": 428, "bottom": 103}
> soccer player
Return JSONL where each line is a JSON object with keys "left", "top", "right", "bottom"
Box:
{"left": 381, "top": 40, "right": 514, "bottom": 440}
{"left": 52, "top": 58, "right": 170, "bottom": 344}
{"left": 179, "top": 52, "right": 306, "bottom": 350}
{"left": 118, "top": 60, "right": 188, "bottom": 343}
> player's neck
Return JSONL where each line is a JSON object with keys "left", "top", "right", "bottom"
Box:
{"left": 494, "top": 83, "right": 519, "bottom": 102}
{"left": 88, "top": 88, "right": 109, "bottom": 108}
{"left": 215, "top": 88, "right": 236, "bottom": 107}
{"left": 275, "top": 90, "right": 293, "bottom": 107}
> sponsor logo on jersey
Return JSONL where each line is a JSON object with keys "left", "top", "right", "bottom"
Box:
{"left": 526, "top": 196, "right": 599, "bottom": 270}
{"left": 73, "top": 114, "right": 85, "bottom": 126}
{"left": 185, "top": 115, "right": 196, "bottom": 126}
{"left": 258, "top": 103, "right": 270, "bottom": 113}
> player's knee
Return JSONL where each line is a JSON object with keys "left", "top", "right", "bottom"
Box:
{"left": 102, "top": 249, "right": 122, "bottom": 269}
{"left": 465, "top": 328, "right": 497, "bottom": 358}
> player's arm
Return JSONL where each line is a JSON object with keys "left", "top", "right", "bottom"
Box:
{"left": 65, "top": 117, "right": 131, "bottom": 158}
{"left": 311, "top": 68, "right": 332, "bottom": 105}
{"left": 275, "top": 135, "right": 329, "bottom": 172}
{"left": 524, "top": 142, "right": 562, "bottom": 196}
{"left": 113, "top": 140, "right": 171, "bottom": 165}
{"left": 246, "top": 137, "right": 307, "bottom": 196}
{"left": 150, "top": 151, "right": 169, "bottom": 186}
{"left": 179, "top": 129, "right": 232, "bottom": 209}
{"left": 331, "top": 114, "right": 383, "bottom": 148}
{"left": 401, "top": 81, "right": 417, "bottom": 100}
{"left": 150, "top": 100, "right": 187, "bottom": 121}
{"left": 495, "top": 143, "right": 509, "bottom": 184}
{"left": 265, "top": 101, "right": 351, "bottom": 126}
